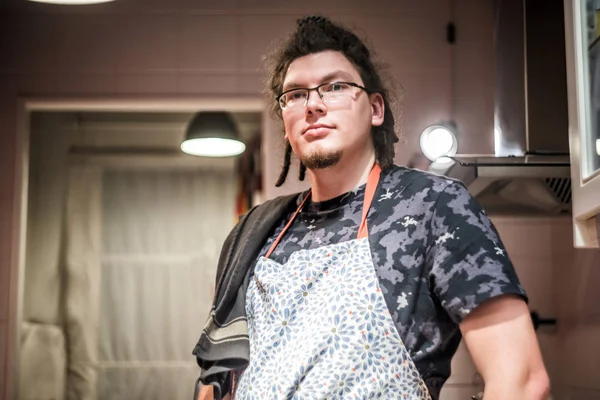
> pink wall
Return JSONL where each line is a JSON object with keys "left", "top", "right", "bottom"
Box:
{"left": 494, "top": 217, "right": 600, "bottom": 399}
{"left": 0, "top": 0, "right": 497, "bottom": 397}
{"left": 551, "top": 222, "right": 600, "bottom": 399}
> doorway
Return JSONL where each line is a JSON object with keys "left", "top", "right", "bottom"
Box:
{"left": 12, "top": 98, "right": 263, "bottom": 400}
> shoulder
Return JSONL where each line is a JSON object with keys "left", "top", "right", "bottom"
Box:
{"left": 383, "top": 164, "right": 457, "bottom": 192}
{"left": 235, "top": 192, "right": 301, "bottom": 233}
{"left": 247, "top": 192, "right": 300, "bottom": 219}
{"left": 215, "top": 192, "right": 302, "bottom": 278}
{"left": 380, "top": 164, "right": 466, "bottom": 209}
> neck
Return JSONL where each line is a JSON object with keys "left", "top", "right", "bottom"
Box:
{"left": 307, "top": 149, "right": 376, "bottom": 202}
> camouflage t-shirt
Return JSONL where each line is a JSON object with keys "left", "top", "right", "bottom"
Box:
{"left": 254, "top": 165, "right": 527, "bottom": 399}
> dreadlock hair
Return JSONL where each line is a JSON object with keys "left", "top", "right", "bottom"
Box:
{"left": 266, "top": 15, "right": 400, "bottom": 187}
{"left": 274, "top": 141, "right": 292, "bottom": 187}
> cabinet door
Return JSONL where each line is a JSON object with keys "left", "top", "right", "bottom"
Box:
{"left": 564, "top": 0, "right": 600, "bottom": 248}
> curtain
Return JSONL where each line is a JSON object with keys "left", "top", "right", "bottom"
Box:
{"left": 19, "top": 119, "right": 71, "bottom": 400}
{"left": 95, "top": 169, "right": 234, "bottom": 400}
{"left": 19, "top": 322, "right": 67, "bottom": 400}
{"left": 64, "top": 165, "right": 103, "bottom": 400}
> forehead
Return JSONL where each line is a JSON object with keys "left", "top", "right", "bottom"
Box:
{"left": 283, "top": 50, "right": 362, "bottom": 89}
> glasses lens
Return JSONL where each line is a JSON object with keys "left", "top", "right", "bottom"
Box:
{"left": 280, "top": 89, "right": 308, "bottom": 109}
{"left": 320, "top": 82, "right": 355, "bottom": 103}
{"left": 321, "top": 82, "right": 351, "bottom": 93}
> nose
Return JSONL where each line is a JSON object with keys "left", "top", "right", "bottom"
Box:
{"left": 305, "top": 89, "right": 327, "bottom": 116}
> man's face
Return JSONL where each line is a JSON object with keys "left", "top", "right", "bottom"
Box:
{"left": 281, "top": 50, "right": 383, "bottom": 170}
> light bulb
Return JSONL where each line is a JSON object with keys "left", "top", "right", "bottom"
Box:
{"left": 181, "top": 138, "right": 246, "bottom": 157}
{"left": 419, "top": 125, "right": 458, "bottom": 162}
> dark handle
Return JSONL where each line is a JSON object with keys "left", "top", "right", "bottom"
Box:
{"left": 530, "top": 311, "right": 557, "bottom": 331}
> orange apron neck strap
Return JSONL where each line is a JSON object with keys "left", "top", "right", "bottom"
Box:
{"left": 264, "top": 163, "right": 381, "bottom": 259}
{"left": 265, "top": 190, "right": 312, "bottom": 259}
{"left": 357, "top": 163, "right": 381, "bottom": 239}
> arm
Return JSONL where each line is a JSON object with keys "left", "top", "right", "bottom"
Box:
{"left": 196, "top": 385, "right": 212, "bottom": 400}
{"left": 195, "top": 385, "right": 231, "bottom": 400}
{"left": 460, "top": 294, "right": 550, "bottom": 400}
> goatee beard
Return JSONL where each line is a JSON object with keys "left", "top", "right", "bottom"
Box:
{"left": 301, "top": 150, "right": 343, "bottom": 169}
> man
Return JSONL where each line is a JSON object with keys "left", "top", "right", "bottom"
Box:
{"left": 193, "top": 15, "right": 549, "bottom": 400}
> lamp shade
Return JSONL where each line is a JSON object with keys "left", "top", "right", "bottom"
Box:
{"left": 181, "top": 112, "right": 246, "bottom": 157}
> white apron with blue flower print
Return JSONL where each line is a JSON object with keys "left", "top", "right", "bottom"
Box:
{"left": 235, "top": 164, "right": 430, "bottom": 399}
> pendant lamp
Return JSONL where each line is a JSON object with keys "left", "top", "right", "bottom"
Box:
{"left": 27, "top": 0, "right": 115, "bottom": 4}
{"left": 181, "top": 111, "right": 246, "bottom": 157}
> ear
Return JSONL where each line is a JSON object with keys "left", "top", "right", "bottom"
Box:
{"left": 283, "top": 126, "right": 289, "bottom": 141}
{"left": 370, "top": 93, "right": 385, "bottom": 127}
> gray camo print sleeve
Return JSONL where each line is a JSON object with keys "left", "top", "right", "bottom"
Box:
{"left": 426, "top": 181, "right": 527, "bottom": 324}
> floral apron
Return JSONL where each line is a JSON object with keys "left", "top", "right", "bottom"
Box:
{"left": 235, "top": 164, "right": 431, "bottom": 399}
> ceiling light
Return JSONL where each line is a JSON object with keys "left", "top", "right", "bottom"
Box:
{"left": 419, "top": 124, "right": 458, "bottom": 162}
{"left": 181, "top": 112, "right": 246, "bottom": 158}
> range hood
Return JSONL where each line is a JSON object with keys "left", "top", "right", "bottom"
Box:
{"left": 435, "top": 0, "right": 571, "bottom": 215}
{"left": 440, "top": 154, "right": 571, "bottom": 215}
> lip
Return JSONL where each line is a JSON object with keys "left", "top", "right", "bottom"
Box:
{"left": 303, "top": 124, "right": 334, "bottom": 138}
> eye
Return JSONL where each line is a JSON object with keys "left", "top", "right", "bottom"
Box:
{"left": 287, "top": 90, "right": 307, "bottom": 101}
{"left": 323, "top": 82, "right": 350, "bottom": 92}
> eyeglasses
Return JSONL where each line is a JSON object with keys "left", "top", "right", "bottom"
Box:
{"left": 277, "top": 81, "right": 369, "bottom": 110}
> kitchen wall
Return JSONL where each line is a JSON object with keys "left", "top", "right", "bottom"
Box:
{"left": 494, "top": 216, "right": 600, "bottom": 399}
{"left": 549, "top": 220, "right": 600, "bottom": 399}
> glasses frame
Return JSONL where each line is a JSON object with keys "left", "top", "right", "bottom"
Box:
{"left": 276, "top": 81, "right": 369, "bottom": 110}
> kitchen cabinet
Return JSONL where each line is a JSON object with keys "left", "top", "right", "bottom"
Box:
{"left": 564, "top": 0, "right": 600, "bottom": 248}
